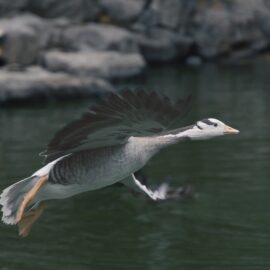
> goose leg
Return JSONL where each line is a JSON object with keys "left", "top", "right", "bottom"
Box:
{"left": 133, "top": 171, "right": 194, "bottom": 201}
{"left": 18, "top": 201, "right": 45, "bottom": 237}
{"left": 131, "top": 174, "right": 166, "bottom": 200}
{"left": 16, "top": 175, "right": 48, "bottom": 223}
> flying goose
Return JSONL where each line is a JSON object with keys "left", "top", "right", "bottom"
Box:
{"left": 0, "top": 89, "right": 239, "bottom": 237}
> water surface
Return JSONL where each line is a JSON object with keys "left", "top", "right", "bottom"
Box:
{"left": 0, "top": 63, "right": 269, "bottom": 269}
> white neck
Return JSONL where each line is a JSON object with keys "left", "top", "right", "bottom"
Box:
{"left": 161, "top": 125, "right": 215, "bottom": 142}
{"left": 164, "top": 126, "right": 201, "bottom": 140}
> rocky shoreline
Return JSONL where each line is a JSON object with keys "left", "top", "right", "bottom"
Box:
{"left": 0, "top": 0, "right": 270, "bottom": 103}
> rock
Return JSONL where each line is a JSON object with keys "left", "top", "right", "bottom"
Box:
{"left": 99, "top": 0, "right": 146, "bottom": 22}
{"left": 229, "top": 0, "right": 270, "bottom": 51}
{"left": 230, "top": 0, "right": 267, "bottom": 23}
{"left": 0, "top": 0, "right": 28, "bottom": 16}
{"left": 193, "top": 8, "right": 232, "bottom": 58}
{"left": 134, "top": 6, "right": 159, "bottom": 29}
{"left": 42, "top": 50, "right": 146, "bottom": 80}
{"left": 28, "top": 0, "right": 101, "bottom": 22}
{"left": 0, "top": 66, "right": 114, "bottom": 104}
{"left": 137, "top": 0, "right": 195, "bottom": 30}
{"left": 135, "top": 28, "right": 192, "bottom": 62}
{"left": 192, "top": 0, "right": 270, "bottom": 59}
{"left": 61, "top": 23, "right": 138, "bottom": 53}
{"left": 0, "top": 14, "right": 52, "bottom": 65}
{"left": 45, "top": 18, "right": 73, "bottom": 48}
{"left": 151, "top": 0, "right": 187, "bottom": 29}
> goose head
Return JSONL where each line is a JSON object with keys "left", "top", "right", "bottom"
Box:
{"left": 187, "top": 118, "right": 239, "bottom": 140}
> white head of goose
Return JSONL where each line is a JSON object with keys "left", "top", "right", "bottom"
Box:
{"left": 0, "top": 89, "right": 239, "bottom": 237}
{"left": 159, "top": 118, "right": 239, "bottom": 142}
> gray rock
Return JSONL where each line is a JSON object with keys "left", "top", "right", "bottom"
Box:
{"left": 0, "top": 0, "right": 28, "bottom": 16}
{"left": 135, "top": 28, "right": 191, "bottom": 62}
{"left": 193, "top": 8, "right": 232, "bottom": 58}
{"left": 28, "top": 0, "right": 101, "bottom": 22}
{"left": 62, "top": 23, "right": 138, "bottom": 53}
{"left": 151, "top": 0, "right": 184, "bottom": 29}
{"left": 0, "top": 66, "right": 114, "bottom": 104}
{"left": 42, "top": 50, "right": 146, "bottom": 80}
{"left": 137, "top": 0, "right": 195, "bottom": 30}
{"left": 0, "top": 14, "right": 52, "bottom": 65}
{"left": 46, "top": 18, "right": 73, "bottom": 48}
{"left": 192, "top": 0, "right": 270, "bottom": 59}
{"left": 229, "top": 0, "right": 270, "bottom": 51}
{"left": 134, "top": 6, "right": 159, "bottom": 29}
{"left": 99, "top": 0, "right": 146, "bottom": 22}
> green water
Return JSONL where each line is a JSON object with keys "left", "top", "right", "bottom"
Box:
{"left": 0, "top": 63, "right": 270, "bottom": 269}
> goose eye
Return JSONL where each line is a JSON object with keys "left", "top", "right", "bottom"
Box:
{"left": 214, "top": 123, "right": 218, "bottom": 127}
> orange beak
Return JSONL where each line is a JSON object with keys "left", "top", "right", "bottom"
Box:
{"left": 224, "top": 125, "right": 240, "bottom": 134}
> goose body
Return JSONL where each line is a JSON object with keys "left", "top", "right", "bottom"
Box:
{"left": 0, "top": 89, "right": 239, "bottom": 236}
{"left": 38, "top": 137, "right": 162, "bottom": 201}
{"left": 36, "top": 133, "right": 186, "bottom": 202}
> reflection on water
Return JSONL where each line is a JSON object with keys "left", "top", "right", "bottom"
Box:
{"left": 0, "top": 63, "right": 270, "bottom": 269}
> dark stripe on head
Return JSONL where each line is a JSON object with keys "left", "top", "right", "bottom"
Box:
{"left": 201, "top": 119, "right": 215, "bottom": 126}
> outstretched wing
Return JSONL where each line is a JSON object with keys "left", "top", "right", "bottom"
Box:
{"left": 42, "top": 89, "right": 192, "bottom": 163}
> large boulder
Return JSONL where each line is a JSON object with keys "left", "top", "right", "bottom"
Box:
{"left": 152, "top": 0, "right": 192, "bottom": 29}
{"left": 42, "top": 50, "right": 146, "bottom": 80}
{"left": 61, "top": 23, "right": 138, "bottom": 53}
{"left": 192, "top": 0, "right": 270, "bottom": 59}
{"left": 99, "top": 0, "right": 146, "bottom": 23}
{"left": 0, "top": 66, "right": 114, "bottom": 104}
{"left": 229, "top": 0, "right": 270, "bottom": 51}
{"left": 0, "top": 14, "right": 52, "bottom": 65}
{"left": 137, "top": 0, "right": 195, "bottom": 30}
{"left": 135, "top": 28, "right": 192, "bottom": 62}
{"left": 28, "top": 0, "right": 100, "bottom": 22}
{"left": 193, "top": 7, "right": 232, "bottom": 58}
